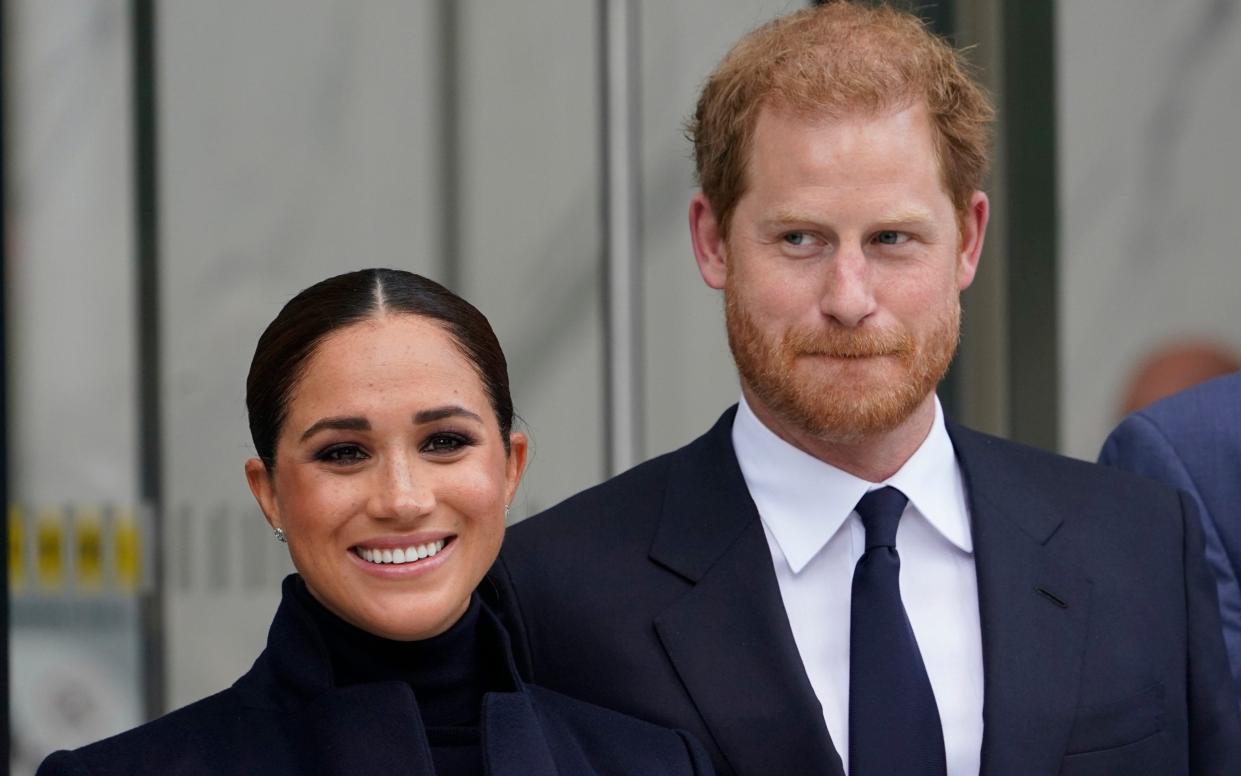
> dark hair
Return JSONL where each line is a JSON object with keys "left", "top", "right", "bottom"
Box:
{"left": 246, "top": 268, "right": 514, "bottom": 469}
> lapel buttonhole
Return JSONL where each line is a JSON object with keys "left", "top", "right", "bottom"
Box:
{"left": 1035, "top": 586, "right": 1069, "bottom": 609}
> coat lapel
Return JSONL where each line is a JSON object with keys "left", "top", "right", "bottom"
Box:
{"left": 482, "top": 692, "right": 561, "bottom": 776}
{"left": 949, "top": 424, "right": 1092, "bottom": 776}
{"left": 650, "top": 409, "right": 844, "bottom": 776}
{"left": 296, "top": 683, "right": 439, "bottom": 775}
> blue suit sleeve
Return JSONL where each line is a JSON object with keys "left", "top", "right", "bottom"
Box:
{"left": 1100, "top": 413, "right": 1241, "bottom": 708}
{"left": 1177, "top": 490, "right": 1241, "bottom": 772}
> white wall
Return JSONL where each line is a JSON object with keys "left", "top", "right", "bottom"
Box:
{"left": 1058, "top": 0, "right": 1241, "bottom": 459}
{"left": 7, "top": 0, "right": 136, "bottom": 507}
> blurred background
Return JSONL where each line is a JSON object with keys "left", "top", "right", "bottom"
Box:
{"left": 2, "top": 0, "right": 1240, "bottom": 772}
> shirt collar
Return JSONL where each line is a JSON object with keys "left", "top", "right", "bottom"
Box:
{"left": 732, "top": 394, "right": 972, "bottom": 573}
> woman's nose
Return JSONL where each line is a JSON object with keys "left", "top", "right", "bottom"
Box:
{"left": 367, "top": 454, "right": 434, "bottom": 521}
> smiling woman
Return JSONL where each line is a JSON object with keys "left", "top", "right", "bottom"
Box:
{"left": 245, "top": 310, "right": 520, "bottom": 644}
{"left": 36, "top": 269, "right": 713, "bottom": 776}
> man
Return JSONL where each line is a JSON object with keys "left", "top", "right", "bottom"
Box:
{"left": 1100, "top": 371, "right": 1241, "bottom": 712}
{"left": 488, "top": 4, "right": 1241, "bottom": 775}
{"left": 1116, "top": 341, "right": 1240, "bottom": 416}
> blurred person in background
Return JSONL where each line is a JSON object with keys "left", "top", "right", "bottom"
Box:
{"left": 487, "top": 3, "right": 1241, "bottom": 776}
{"left": 1117, "top": 340, "right": 1241, "bottom": 417}
{"left": 1100, "top": 368, "right": 1241, "bottom": 715}
{"left": 37, "top": 269, "right": 712, "bottom": 776}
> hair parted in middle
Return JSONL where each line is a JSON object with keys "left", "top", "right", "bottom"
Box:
{"left": 687, "top": 0, "right": 994, "bottom": 239}
{"left": 245, "top": 268, "right": 515, "bottom": 470}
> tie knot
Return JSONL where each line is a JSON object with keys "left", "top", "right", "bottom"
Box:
{"left": 855, "top": 486, "right": 909, "bottom": 550}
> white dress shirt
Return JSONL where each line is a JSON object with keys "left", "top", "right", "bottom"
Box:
{"left": 732, "top": 395, "right": 984, "bottom": 776}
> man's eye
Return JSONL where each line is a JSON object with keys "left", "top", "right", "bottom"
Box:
{"left": 875, "top": 230, "right": 908, "bottom": 245}
{"left": 317, "top": 444, "right": 368, "bottom": 463}
{"left": 783, "top": 232, "right": 810, "bottom": 247}
{"left": 422, "top": 433, "right": 473, "bottom": 455}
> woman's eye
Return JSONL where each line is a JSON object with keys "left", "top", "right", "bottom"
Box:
{"left": 875, "top": 230, "right": 908, "bottom": 245}
{"left": 422, "top": 433, "right": 472, "bottom": 455}
{"left": 317, "top": 444, "right": 368, "bottom": 464}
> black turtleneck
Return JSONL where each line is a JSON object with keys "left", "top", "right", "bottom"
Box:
{"left": 292, "top": 577, "right": 493, "bottom": 775}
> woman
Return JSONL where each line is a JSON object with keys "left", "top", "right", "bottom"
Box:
{"left": 39, "top": 269, "right": 712, "bottom": 775}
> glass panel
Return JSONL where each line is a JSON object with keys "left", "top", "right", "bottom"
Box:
{"left": 6, "top": 2, "right": 143, "bottom": 772}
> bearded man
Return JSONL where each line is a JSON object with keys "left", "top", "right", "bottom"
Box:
{"left": 488, "top": 4, "right": 1241, "bottom": 776}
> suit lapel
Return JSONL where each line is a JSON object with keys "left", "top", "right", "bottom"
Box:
{"left": 650, "top": 409, "right": 844, "bottom": 776}
{"left": 950, "top": 424, "right": 1092, "bottom": 776}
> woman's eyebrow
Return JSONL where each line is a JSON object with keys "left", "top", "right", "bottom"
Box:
{"left": 300, "top": 416, "right": 369, "bottom": 441}
{"left": 414, "top": 406, "right": 484, "bottom": 425}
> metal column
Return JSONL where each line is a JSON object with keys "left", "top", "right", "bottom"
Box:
{"left": 436, "top": 0, "right": 462, "bottom": 291}
{"left": 131, "top": 0, "right": 166, "bottom": 718}
{"left": 600, "top": 0, "right": 643, "bottom": 475}
{"left": 1, "top": 0, "right": 12, "bottom": 767}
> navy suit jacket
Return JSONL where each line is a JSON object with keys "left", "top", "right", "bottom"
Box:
{"left": 489, "top": 407, "right": 1241, "bottom": 776}
{"left": 37, "top": 577, "right": 713, "bottom": 776}
{"left": 1099, "top": 371, "right": 1241, "bottom": 709}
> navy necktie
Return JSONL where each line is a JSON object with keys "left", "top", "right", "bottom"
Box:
{"left": 848, "top": 486, "right": 947, "bottom": 776}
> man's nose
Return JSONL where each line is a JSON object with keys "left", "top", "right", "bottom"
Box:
{"left": 818, "top": 244, "right": 876, "bottom": 327}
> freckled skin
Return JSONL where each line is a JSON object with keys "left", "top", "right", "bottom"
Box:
{"left": 689, "top": 103, "right": 988, "bottom": 480}
{"left": 245, "top": 315, "right": 527, "bottom": 641}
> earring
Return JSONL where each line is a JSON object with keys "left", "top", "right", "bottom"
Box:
{"left": 273, "top": 527, "right": 287, "bottom": 543}
{"left": 504, "top": 504, "right": 511, "bottom": 518}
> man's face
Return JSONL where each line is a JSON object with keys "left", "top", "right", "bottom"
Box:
{"left": 700, "top": 103, "right": 985, "bottom": 446}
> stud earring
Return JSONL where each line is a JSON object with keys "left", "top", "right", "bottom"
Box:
{"left": 273, "top": 527, "right": 287, "bottom": 543}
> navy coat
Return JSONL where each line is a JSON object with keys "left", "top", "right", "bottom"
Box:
{"left": 37, "top": 578, "right": 713, "bottom": 775}
{"left": 1100, "top": 371, "right": 1241, "bottom": 710}
{"left": 489, "top": 406, "right": 1241, "bottom": 776}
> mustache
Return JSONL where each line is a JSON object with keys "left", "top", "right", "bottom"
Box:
{"left": 781, "top": 326, "right": 914, "bottom": 358}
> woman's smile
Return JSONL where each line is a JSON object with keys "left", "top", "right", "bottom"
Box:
{"left": 353, "top": 537, "right": 449, "bottom": 565}
{"left": 348, "top": 534, "right": 457, "bottom": 578}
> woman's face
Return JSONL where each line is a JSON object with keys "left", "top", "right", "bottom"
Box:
{"left": 245, "top": 314, "right": 526, "bottom": 641}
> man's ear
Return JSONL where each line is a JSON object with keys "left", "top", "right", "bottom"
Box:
{"left": 956, "top": 190, "right": 989, "bottom": 291}
{"left": 689, "top": 192, "right": 728, "bottom": 290}
{"left": 245, "top": 458, "right": 281, "bottom": 532}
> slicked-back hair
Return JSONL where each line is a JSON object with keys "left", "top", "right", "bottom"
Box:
{"left": 246, "top": 268, "right": 514, "bottom": 469}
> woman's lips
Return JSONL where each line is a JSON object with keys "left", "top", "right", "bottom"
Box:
{"left": 348, "top": 535, "right": 457, "bottom": 576}
{"left": 353, "top": 538, "right": 447, "bottom": 566}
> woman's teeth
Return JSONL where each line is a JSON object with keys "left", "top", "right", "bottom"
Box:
{"left": 355, "top": 539, "right": 447, "bottom": 565}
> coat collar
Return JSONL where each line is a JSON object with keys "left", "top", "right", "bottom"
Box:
{"left": 232, "top": 575, "right": 555, "bottom": 776}
{"left": 649, "top": 407, "right": 845, "bottom": 776}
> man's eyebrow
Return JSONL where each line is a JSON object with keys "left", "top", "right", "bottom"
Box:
{"left": 766, "top": 209, "right": 823, "bottom": 225}
{"left": 875, "top": 207, "right": 936, "bottom": 225}
{"left": 763, "top": 207, "right": 937, "bottom": 226}
{"left": 300, "top": 416, "right": 370, "bottom": 441}
{"left": 414, "top": 406, "right": 484, "bottom": 425}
